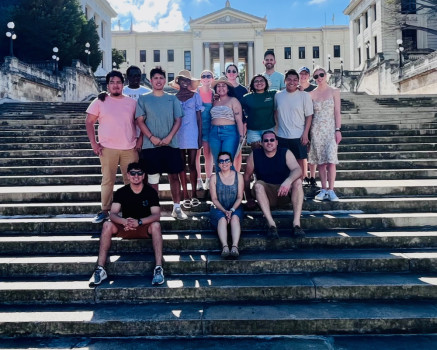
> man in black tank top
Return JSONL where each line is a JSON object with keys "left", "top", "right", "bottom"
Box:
{"left": 244, "top": 131, "right": 305, "bottom": 238}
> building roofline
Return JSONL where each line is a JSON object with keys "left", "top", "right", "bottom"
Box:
{"left": 343, "top": 0, "right": 361, "bottom": 16}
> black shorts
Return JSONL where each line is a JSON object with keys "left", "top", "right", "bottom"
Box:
{"left": 277, "top": 137, "right": 308, "bottom": 160}
{"left": 140, "top": 146, "right": 184, "bottom": 174}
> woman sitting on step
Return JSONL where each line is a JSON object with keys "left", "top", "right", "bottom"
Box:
{"left": 209, "top": 152, "right": 244, "bottom": 259}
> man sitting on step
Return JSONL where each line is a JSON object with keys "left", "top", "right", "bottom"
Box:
{"left": 89, "top": 162, "right": 164, "bottom": 287}
{"left": 244, "top": 131, "right": 305, "bottom": 239}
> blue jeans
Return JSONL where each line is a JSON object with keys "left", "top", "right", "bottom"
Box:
{"left": 209, "top": 124, "right": 239, "bottom": 169}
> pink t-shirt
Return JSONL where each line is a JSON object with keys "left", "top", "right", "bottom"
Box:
{"left": 86, "top": 95, "right": 137, "bottom": 150}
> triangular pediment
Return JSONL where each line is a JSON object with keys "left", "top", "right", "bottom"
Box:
{"left": 190, "top": 6, "right": 266, "bottom": 29}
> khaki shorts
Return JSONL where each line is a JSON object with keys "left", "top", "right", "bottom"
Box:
{"left": 113, "top": 222, "right": 153, "bottom": 239}
{"left": 251, "top": 180, "right": 291, "bottom": 208}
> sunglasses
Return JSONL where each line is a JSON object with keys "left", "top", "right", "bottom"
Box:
{"left": 254, "top": 80, "right": 265, "bottom": 84}
{"left": 218, "top": 158, "right": 231, "bottom": 164}
{"left": 129, "top": 170, "right": 144, "bottom": 176}
{"left": 313, "top": 73, "right": 325, "bottom": 79}
{"left": 227, "top": 69, "right": 237, "bottom": 74}
{"left": 201, "top": 74, "right": 212, "bottom": 79}
{"left": 263, "top": 138, "right": 276, "bottom": 143}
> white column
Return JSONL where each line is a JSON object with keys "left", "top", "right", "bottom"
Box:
{"left": 360, "top": 14, "right": 365, "bottom": 68}
{"left": 204, "top": 42, "right": 211, "bottom": 71}
{"left": 248, "top": 42, "right": 254, "bottom": 82}
{"left": 233, "top": 42, "right": 239, "bottom": 64}
{"left": 219, "top": 42, "right": 225, "bottom": 76}
{"left": 193, "top": 40, "right": 203, "bottom": 78}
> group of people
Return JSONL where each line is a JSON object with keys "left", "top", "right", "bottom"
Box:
{"left": 85, "top": 49, "right": 342, "bottom": 287}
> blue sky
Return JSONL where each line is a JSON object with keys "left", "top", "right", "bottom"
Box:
{"left": 107, "top": 0, "right": 351, "bottom": 32}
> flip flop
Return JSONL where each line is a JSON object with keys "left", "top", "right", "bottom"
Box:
{"left": 182, "top": 199, "right": 192, "bottom": 209}
{"left": 191, "top": 198, "right": 200, "bottom": 207}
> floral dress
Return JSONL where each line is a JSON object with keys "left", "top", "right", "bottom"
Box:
{"left": 308, "top": 97, "right": 339, "bottom": 165}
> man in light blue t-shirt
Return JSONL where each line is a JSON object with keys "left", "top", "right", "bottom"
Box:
{"left": 262, "top": 50, "right": 285, "bottom": 91}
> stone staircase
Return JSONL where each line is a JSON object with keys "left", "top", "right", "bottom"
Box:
{"left": 0, "top": 97, "right": 437, "bottom": 348}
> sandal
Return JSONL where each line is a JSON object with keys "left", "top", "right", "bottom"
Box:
{"left": 230, "top": 245, "right": 239, "bottom": 258}
{"left": 221, "top": 245, "right": 230, "bottom": 258}
{"left": 182, "top": 199, "right": 192, "bottom": 209}
{"left": 191, "top": 198, "right": 200, "bottom": 207}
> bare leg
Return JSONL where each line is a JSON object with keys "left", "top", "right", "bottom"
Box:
{"left": 253, "top": 182, "right": 275, "bottom": 227}
{"left": 216, "top": 217, "right": 228, "bottom": 247}
{"left": 309, "top": 163, "right": 317, "bottom": 179}
{"left": 327, "top": 163, "right": 337, "bottom": 190}
{"left": 179, "top": 150, "right": 189, "bottom": 200}
{"left": 195, "top": 148, "right": 202, "bottom": 182}
{"left": 297, "top": 159, "right": 306, "bottom": 181}
{"left": 291, "top": 178, "right": 304, "bottom": 227}
{"left": 168, "top": 173, "right": 182, "bottom": 204}
{"left": 187, "top": 149, "right": 198, "bottom": 198}
{"left": 318, "top": 163, "right": 328, "bottom": 190}
{"left": 97, "top": 221, "right": 118, "bottom": 267}
{"left": 149, "top": 222, "right": 163, "bottom": 266}
{"left": 203, "top": 141, "right": 213, "bottom": 179}
{"left": 230, "top": 215, "right": 241, "bottom": 247}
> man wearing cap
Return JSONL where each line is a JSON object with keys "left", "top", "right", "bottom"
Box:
{"left": 298, "top": 66, "right": 317, "bottom": 92}
{"left": 274, "top": 69, "right": 314, "bottom": 181}
{"left": 262, "top": 50, "right": 285, "bottom": 91}
{"left": 136, "top": 66, "right": 187, "bottom": 220}
{"left": 89, "top": 162, "right": 164, "bottom": 287}
{"left": 298, "top": 66, "right": 318, "bottom": 188}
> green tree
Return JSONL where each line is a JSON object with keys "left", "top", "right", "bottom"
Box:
{"left": 1, "top": 0, "right": 102, "bottom": 72}
{"left": 112, "top": 48, "right": 125, "bottom": 69}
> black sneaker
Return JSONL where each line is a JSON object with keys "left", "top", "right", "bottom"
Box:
{"left": 303, "top": 177, "right": 311, "bottom": 187}
{"left": 292, "top": 225, "right": 305, "bottom": 238}
{"left": 309, "top": 177, "right": 318, "bottom": 188}
{"left": 266, "top": 226, "right": 279, "bottom": 240}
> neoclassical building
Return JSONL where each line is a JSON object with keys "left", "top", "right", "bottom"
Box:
{"left": 112, "top": 1, "right": 350, "bottom": 85}
{"left": 344, "top": 0, "right": 437, "bottom": 70}
{"left": 79, "top": 0, "right": 117, "bottom": 76}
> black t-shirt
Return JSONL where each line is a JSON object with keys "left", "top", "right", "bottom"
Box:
{"left": 304, "top": 84, "right": 317, "bottom": 92}
{"left": 113, "top": 184, "right": 160, "bottom": 219}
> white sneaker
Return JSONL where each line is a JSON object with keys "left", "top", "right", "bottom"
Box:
{"left": 204, "top": 178, "right": 210, "bottom": 190}
{"left": 196, "top": 178, "right": 204, "bottom": 191}
{"left": 315, "top": 189, "right": 328, "bottom": 201}
{"left": 89, "top": 266, "right": 107, "bottom": 286}
{"left": 172, "top": 206, "right": 188, "bottom": 220}
{"left": 326, "top": 189, "right": 339, "bottom": 202}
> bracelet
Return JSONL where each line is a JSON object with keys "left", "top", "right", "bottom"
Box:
{"left": 335, "top": 128, "right": 341, "bottom": 132}
{"left": 230, "top": 208, "right": 235, "bottom": 213}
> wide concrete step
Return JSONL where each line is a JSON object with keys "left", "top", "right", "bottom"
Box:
{"left": 1, "top": 230, "right": 436, "bottom": 255}
{"left": 2, "top": 197, "right": 437, "bottom": 216}
{"left": 340, "top": 136, "right": 437, "bottom": 144}
{"left": 1, "top": 300, "right": 436, "bottom": 337}
{"left": 1, "top": 248, "right": 437, "bottom": 277}
{"left": 1, "top": 212, "right": 436, "bottom": 234}
{"left": 1, "top": 272, "right": 436, "bottom": 305}
{"left": 2, "top": 334, "right": 437, "bottom": 350}
{"left": 1, "top": 168, "right": 436, "bottom": 186}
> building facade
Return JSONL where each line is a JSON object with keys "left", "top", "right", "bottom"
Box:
{"left": 112, "top": 2, "right": 349, "bottom": 85}
{"left": 79, "top": 0, "right": 117, "bottom": 76}
{"left": 344, "top": 0, "right": 437, "bottom": 70}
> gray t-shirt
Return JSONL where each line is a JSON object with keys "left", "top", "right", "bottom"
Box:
{"left": 135, "top": 92, "right": 183, "bottom": 149}
{"left": 263, "top": 71, "right": 285, "bottom": 90}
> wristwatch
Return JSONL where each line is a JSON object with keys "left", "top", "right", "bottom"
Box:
{"left": 230, "top": 208, "right": 235, "bottom": 213}
{"left": 335, "top": 128, "right": 342, "bottom": 132}
{"left": 138, "top": 219, "right": 143, "bottom": 226}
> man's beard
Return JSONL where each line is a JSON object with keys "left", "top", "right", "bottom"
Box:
{"left": 112, "top": 92, "right": 121, "bottom": 96}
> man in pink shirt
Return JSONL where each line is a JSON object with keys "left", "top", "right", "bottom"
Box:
{"left": 86, "top": 70, "right": 141, "bottom": 223}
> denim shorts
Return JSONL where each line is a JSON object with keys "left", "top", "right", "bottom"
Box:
{"left": 247, "top": 128, "right": 275, "bottom": 145}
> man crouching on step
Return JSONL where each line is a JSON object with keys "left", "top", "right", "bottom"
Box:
{"left": 89, "top": 162, "right": 164, "bottom": 287}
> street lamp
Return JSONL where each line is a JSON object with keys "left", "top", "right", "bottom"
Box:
{"left": 312, "top": 59, "right": 315, "bottom": 71}
{"left": 84, "top": 42, "right": 91, "bottom": 66}
{"left": 365, "top": 41, "right": 370, "bottom": 60}
{"left": 327, "top": 54, "right": 332, "bottom": 73}
{"left": 5, "top": 22, "right": 17, "bottom": 57}
{"left": 396, "top": 39, "right": 404, "bottom": 77}
{"left": 340, "top": 57, "right": 344, "bottom": 86}
{"left": 52, "top": 47, "right": 59, "bottom": 74}
{"left": 113, "top": 61, "right": 117, "bottom": 70}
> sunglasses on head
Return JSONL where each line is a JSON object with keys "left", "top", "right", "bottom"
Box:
{"left": 201, "top": 74, "right": 212, "bottom": 79}
{"left": 263, "top": 138, "right": 276, "bottom": 143}
{"left": 227, "top": 69, "right": 237, "bottom": 74}
{"left": 313, "top": 73, "right": 325, "bottom": 79}
{"left": 218, "top": 158, "right": 231, "bottom": 164}
{"left": 129, "top": 170, "right": 144, "bottom": 176}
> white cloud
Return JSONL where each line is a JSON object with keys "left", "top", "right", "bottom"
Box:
{"left": 308, "top": 0, "right": 327, "bottom": 5}
{"left": 108, "top": 0, "right": 188, "bottom": 32}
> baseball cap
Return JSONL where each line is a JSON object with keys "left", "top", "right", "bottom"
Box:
{"left": 298, "top": 66, "right": 310, "bottom": 74}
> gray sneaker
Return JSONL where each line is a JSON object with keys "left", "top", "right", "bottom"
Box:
{"left": 92, "top": 211, "right": 109, "bottom": 224}
{"left": 89, "top": 266, "right": 107, "bottom": 286}
{"left": 172, "top": 207, "right": 188, "bottom": 220}
{"left": 152, "top": 265, "right": 165, "bottom": 285}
